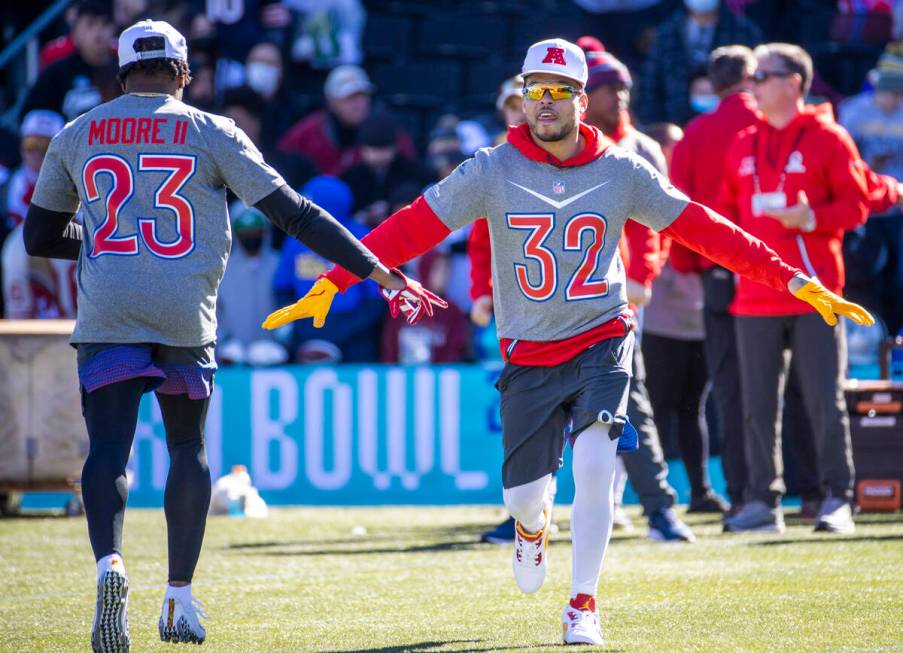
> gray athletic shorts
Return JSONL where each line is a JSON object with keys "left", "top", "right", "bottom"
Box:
{"left": 496, "top": 332, "right": 634, "bottom": 489}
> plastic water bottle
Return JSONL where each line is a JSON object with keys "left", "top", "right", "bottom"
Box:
{"left": 226, "top": 465, "right": 251, "bottom": 517}
{"left": 227, "top": 494, "right": 246, "bottom": 517}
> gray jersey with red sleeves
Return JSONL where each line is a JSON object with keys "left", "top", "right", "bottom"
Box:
{"left": 32, "top": 93, "right": 285, "bottom": 346}
{"left": 424, "top": 140, "right": 689, "bottom": 342}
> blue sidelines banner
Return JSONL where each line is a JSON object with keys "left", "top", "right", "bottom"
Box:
{"left": 127, "top": 364, "right": 721, "bottom": 508}
{"left": 129, "top": 364, "right": 542, "bottom": 507}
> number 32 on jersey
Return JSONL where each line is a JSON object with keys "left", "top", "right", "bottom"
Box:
{"left": 507, "top": 212, "right": 609, "bottom": 302}
{"left": 82, "top": 153, "right": 196, "bottom": 259}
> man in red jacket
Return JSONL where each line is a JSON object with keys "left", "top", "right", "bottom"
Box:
{"left": 670, "top": 45, "right": 758, "bottom": 517}
{"left": 265, "top": 38, "right": 871, "bottom": 645}
{"left": 719, "top": 43, "right": 870, "bottom": 534}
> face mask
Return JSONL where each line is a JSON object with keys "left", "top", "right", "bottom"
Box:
{"left": 690, "top": 94, "right": 719, "bottom": 113}
{"left": 246, "top": 62, "right": 280, "bottom": 97}
{"left": 684, "top": 0, "right": 719, "bottom": 12}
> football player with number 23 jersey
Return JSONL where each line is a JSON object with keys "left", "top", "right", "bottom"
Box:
{"left": 25, "top": 19, "right": 443, "bottom": 653}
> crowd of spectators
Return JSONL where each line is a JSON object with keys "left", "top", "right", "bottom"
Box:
{"left": 1, "top": 0, "right": 902, "bottom": 378}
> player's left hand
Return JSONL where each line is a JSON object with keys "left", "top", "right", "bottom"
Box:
{"left": 765, "top": 190, "right": 813, "bottom": 230}
{"left": 381, "top": 268, "right": 448, "bottom": 325}
{"left": 262, "top": 276, "right": 338, "bottom": 330}
{"left": 789, "top": 276, "right": 874, "bottom": 327}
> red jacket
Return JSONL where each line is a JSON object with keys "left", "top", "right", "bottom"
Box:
{"left": 718, "top": 103, "right": 870, "bottom": 316}
{"left": 670, "top": 91, "right": 759, "bottom": 274}
{"left": 327, "top": 122, "right": 800, "bottom": 366}
{"left": 865, "top": 166, "right": 900, "bottom": 214}
{"left": 277, "top": 109, "right": 416, "bottom": 175}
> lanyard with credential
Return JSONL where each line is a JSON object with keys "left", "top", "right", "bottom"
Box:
{"left": 750, "top": 127, "right": 807, "bottom": 196}
{"left": 751, "top": 127, "right": 819, "bottom": 278}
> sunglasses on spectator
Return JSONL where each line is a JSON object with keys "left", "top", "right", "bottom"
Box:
{"left": 522, "top": 83, "right": 579, "bottom": 101}
{"left": 21, "top": 137, "right": 49, "bottom": 153}
{"left": 752, "top": 69, "right": 794, "bottom": 84}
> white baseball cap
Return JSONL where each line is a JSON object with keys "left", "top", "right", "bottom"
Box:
{"left": 20, "top": 110, "right": 64, "bottom": 139}
{"left": 521, "top": 38, "right": 588, "bottom": 87}
{"left": 496, "top": 74, "right": 524, "bottom": 111}
{"left": 118, "top": 19, "right": 188, "bottom": 69}
{"left": 324, "top": 65, "right": 374, "bottom": 100}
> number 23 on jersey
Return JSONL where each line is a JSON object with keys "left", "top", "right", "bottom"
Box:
{"left": 82, "top": 153, "right": 196, "bottom": 259}
{"left": 507, "top": 212, "right": 609, "bottom": 302}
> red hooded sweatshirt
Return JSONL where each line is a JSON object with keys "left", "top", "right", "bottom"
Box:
{"left": 327, "top": 122, "right": 801, "bottom": 366}
{"left": 669, "top": 91, "right": 760, "bottom": 274}
{"left": 718, "top": 103, "right": 870, "bottom": 316}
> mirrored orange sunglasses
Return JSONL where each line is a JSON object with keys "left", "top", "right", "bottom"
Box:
{"left": 522, "top": 83, "right": 579, "bottom": 101}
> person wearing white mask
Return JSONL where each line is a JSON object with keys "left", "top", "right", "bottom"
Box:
{"left": 639, "top": 0, "right": 762, "bottom": 125}
{"left": 244, "top": 42, "right": 308, "bottom": 154}
{"left": 245, "top": 42, "right": 283, "bottom": 100}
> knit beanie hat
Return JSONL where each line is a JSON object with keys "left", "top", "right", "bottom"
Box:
{"left": 876, "top": 44, "right": 903, "bottom": 92}
{"left": 585, "top": 52, "right": 632, "bottom": 92}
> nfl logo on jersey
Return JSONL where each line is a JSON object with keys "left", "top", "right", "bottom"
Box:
{"left": 552, "top": 181, "right": 565, "bottom": 195}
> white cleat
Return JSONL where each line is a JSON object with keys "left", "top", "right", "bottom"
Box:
{"left": 512, "top": 500, "right": 552, "bottom": 594}
{"left": 562, "top": 602, "right": 604, "bottom": 646}
{"left": 91, "top": 569, "right": 130, "bottom": 653}
{"left": 159, "top": 591, "right": 208, "bottom": 645}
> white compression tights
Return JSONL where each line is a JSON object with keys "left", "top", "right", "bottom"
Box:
{"left": 570, "top": 423, "right": 618, "bottom": 596}
{"left": 503, "top": 474, "right": 550, "bottom": 534}
{"left": 502, "top": 423, "right": 618, "bottom": 598}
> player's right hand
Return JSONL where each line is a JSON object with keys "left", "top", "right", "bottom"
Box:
{"left": 380, "top": 268, "right": 448, "bottom": 325}
{"left": 789, "top": 276, "right": 874, "bottom": 327}
{"left": 262, "top": 276, "right": 338, "bottom": 330}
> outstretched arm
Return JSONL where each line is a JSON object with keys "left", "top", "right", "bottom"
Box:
{"left": 263, "top": 152, "right": 489, "bottom": 330}
{"left": 323, "top": 196, "right": 452, "bottom": 291}
{"left": 662, "top": 201, "right": 873, "bottom": 326}
{"left": 255, "top": 184, "right": 401, "bottom": 289}
{"left": 261, "top": 194, "right": 450, "bottom": 330}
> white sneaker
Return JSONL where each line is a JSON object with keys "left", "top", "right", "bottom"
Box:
{"left": 159, "top": 588, "right": 208, "bottom": 644}
{"left": 512, "top": 500, "right": 552, "bottom": 594}
{"left": 562, "top": 601, "right": 604, "bottom": 646}
{"left": 814, "top": 497, "right": 855, "bottom": 534}
{"left": 612, "top": 503, "right": 634, "bottom": 531}
{"left": 91, "top": 569, "right": 130, "bottom": 653}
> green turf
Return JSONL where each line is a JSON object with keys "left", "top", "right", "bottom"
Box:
{"left": 1, "top": 506, "right": 902, "bottom": 652}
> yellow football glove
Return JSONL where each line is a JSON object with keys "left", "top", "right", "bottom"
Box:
{"left": 791, "top": 278, "right": 874, "bottom": 327}
{"left": 262, "top": 276, "right": 338, "bottom": 330}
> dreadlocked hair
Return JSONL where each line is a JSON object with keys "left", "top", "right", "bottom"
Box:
{"left": 118, "top": 58, "right": 192, "bottom": 86}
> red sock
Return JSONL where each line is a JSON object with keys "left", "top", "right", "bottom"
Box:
{"left": 570, "top": 593, "right": 596, "bottom": 612}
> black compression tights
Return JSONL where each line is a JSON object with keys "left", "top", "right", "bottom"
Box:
{"left": 81, "top": 379, "right": 212, "bottom": 583}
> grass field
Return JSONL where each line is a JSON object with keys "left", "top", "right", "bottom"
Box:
{"left": 1, "top": 506, "right": 902, "bottom": 653}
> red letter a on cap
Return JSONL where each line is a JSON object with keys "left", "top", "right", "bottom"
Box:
{"left": 542, "top": 47, "right": 566, "bottom": 65}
